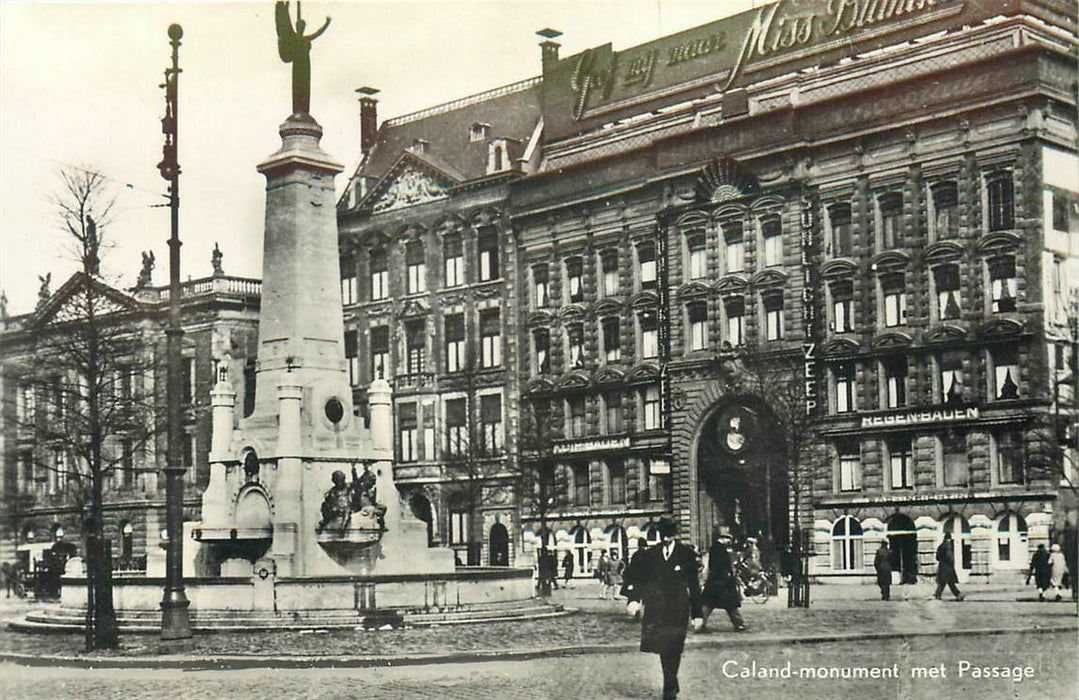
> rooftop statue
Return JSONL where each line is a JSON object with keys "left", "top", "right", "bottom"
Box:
{"left": 275, "top": 1, "right": 330, "bottom": 116}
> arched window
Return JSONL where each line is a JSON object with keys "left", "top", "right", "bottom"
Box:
{"left": 831, "top": 515, "right": 864, "bottom": 571}
{"left": 645, "top": 522, "right": 661, "bottom": 545}
{"left": 686, "top": 233, "right": 707, "bottom": 280}
{"left": 572, "top": 525, "right": 592, "bottom": 575}
{"left": 120, "top": 521, "right": 134, "bottom": 560}
{"left": 941, "top": 514, "right": 972, "bottom": 571}
{"left": 606, "top": 524, "right": 628, "bottom": 561}
{"left": 994, "top": 511, "right": 1028, "bottom": 566}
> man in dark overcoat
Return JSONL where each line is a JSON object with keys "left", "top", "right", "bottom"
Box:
{"left": 627, "top": 516, "right": 703, "bottom": 699}
{"left": 874, "top": 541, "right": 892, "bottom": 601}
{"left": 1026, "top": 544, "right": 1051, "bottom": 600}
{"left": 933, "top": 532, "right": 964, "bottom": 601}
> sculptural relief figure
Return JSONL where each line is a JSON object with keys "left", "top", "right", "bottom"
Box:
{"left": 137, "top": 250, "right": 155, "bottom": 288}
{"left": 211, "top": 242, "right": 224, "bottom": 276}
{"left": 275, "top": 1, "right": 331, "bottom": 116}
{"left": 317, "top": 465, "right": 385, "bottom": 535}
{"left": 37, "top": 272, "right": 52, "bottom": 308}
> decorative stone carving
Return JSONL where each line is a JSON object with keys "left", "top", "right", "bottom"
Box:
{"left": 372, "top": 163, "right": 451, "bottom": 213}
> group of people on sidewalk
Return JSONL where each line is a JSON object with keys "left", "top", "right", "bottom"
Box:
{"left": 1026, "top": 543, "right": 1070, "bottom": 601}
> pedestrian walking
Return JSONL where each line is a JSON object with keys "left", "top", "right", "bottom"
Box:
{"left": 874, "top": 541, "right": 892, "bottom": 601}
{"left": 1026, "top": 544, "right": 1051, "bottom": 600}
{"left": 596, "top": 551, "right": 612, "bottom": 598}
{"left": 621, "top": 539, "right": 648, "bottom": 619}
{"left": 1048, "top": 543, "right": 1069, "bottom": 601}
{"left": 625, "top": 516, "right": 703, "bottom": 700}
{"left": 700, "top": 531, "right": 747, "bottom": 632}
{"left": 933, "top": 532, "right": 964, "bottom": 601}
{"left": 562, "top": 550, "right": 574, "bottom": 587}
{"left": 610, "top": 553, "right": 625, "bottom": 598}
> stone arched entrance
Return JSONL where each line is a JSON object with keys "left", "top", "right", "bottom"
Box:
{"left": 694, "top": 399, "right": 789, "bottom": 554}
{"left": 489, "top": 523, "right": 509, "bottom": 566}
{"left": 887, "top": 513, "right": 918, "bottom": 584}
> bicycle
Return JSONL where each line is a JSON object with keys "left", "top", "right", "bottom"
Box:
{"left": 734, "top": 557, "right": 771, "bottom": 604}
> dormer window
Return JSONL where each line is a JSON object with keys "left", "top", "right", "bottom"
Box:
{"left": 488, "top": 139, "right": 509, "bottom": 174}
{"left": 470, "top": 122, "right": 490, "bottom": 143}
{"left": 410, "top": 138, "right": 428, "bottom": 155}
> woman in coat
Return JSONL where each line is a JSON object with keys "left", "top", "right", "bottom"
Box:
{"left": 1027, "top": 544, "right": 1051, "bottom": 600}
{"left": 700, "top": 533, "right": 746, "bottom": 631}
{"left": 1049, "top": 543, "right": 1069, "bottom": 601}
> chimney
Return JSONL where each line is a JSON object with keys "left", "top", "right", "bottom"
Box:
{"left": 537, "top": 28, "right": 562, "bottom": 76}
{"left": 356, "top": 86, "right": 380, "bottom": 155}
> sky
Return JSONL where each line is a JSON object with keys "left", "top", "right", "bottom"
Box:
{"left": 0, "top": 0, "right": 758, "bottom": 316}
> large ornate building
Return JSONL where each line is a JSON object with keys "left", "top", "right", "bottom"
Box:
{"left": 339, "top": 0, "right": 1079, "bottom": 581}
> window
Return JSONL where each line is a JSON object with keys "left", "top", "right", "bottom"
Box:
{"left": 406, "top": 321, "right": 426, "bottom": 375}
{"left": 992, "top": 346, "right": 1020, "bottom": 400}
{"left": 763, "top": 294, "right": 784, "bottom": 341}
{"left": 995, "top": 430, "right": 1024, "bottom": 484}
{"left": 371, "top": 326, "right": 389, "bottom": 380}
{"left": 181, "top": 357, "right": 195, "bottom": 405}
{"left": 988, "top": 256, "right": 1017, "bottom": 313}
{"left": 838, "top": 443, "right": 861, "bottom": 492}
{"left": 761, "top": 215, "right": 783, "bottom": 266}
{"left": 831, "top": 280, "right": 854, "bottom": 333}
{"left": 828, "top": 203, "right": 853, "bottom": 257}
{"left": 986, "top": 171, "right": 1015, "bottom": 231}
{"left": 644, "top": 458, "right": 668, "bottom": 503}
{"left": 725, "top": 297, "right": 745, "bottom": 346}
{"left": 878, "top": 193, "right": 903, "bottom": 249}
{"left": 995, "top": 512, "right": 1028, "bottom": 563}
{"left": 566, "top": 396, "right": 586, "bottom": 438}
{"left": 607, "top": 459, "right": 626, "bottom": 505}
{"left": 572, "top": 463, "right": 590, "bottom": 506}
{"left": 446, "top": 398, "right": 467, "bottom": 457}
{"left": 370, "top": 248, "right": 388, "bottom": 300}
{"left": 883, "top": 356, "right": 907, "bottom": 408}
{"left": 687, "top": 234, "right": 707, "bottom": 280}
{"left": 406, "top": 241, "right": 426, "bottom": 294}
{"left": 941, "top": 432, "right": 968, "bottom": 487}
{"left": 639, "top": 312, "right": 658, "bottom": 359}
{"left": 478, "top": 227, "right": 499, "bottom": 281}
{"left": 445, "top": 314, "right": 465, "bottom": 373}
{"left": 345, "top": 330, "right": 360, "bottom": 386}
{"left": 931, "top": 181, "right": 959, "bottom": 239}
{"left": 532, "top": 264, "right": 549, "bottom": 308}
{"left": 565, "top": 257, "right": 584, "bottom": 303}
{"left": 722, "top": 220, "right": 745, "bottom": 273}
{"left": 243, "top": 360, "right": 256, "bottom": 417}
{"left": 479, "top": 309, "right": 501, "bottom": 368}
{"left": 480, "top": 394, "right": 502, "bottom": 454}
{"left": 888, "top": 437, "right": 913, "bottom": 490}
{"left": 400, "top": 403, "right": 418, "bottom": 461}
{"left": 940, "top": 351, "right": 965, "bottom": 405}
{"left": 834, "top": 363, "right": 856, "bottom": 414}
{"left": 567, "top": 323, "right": 585, "bottom": 369}
{"left": 1052, "top": 192, "right": 1070, "bottom": 232}
{"left": 600, "top": 249, "right": 619, "bottom": 296}
{"left": 444, "top": 233, "right": 463, "bottom": 287}
{"left": 340, "top": 255, "right": 357, "bottom": 305}
{"left": 638, "top": 242, "right": 656, "bottom": 290}
{"left": 602, "top": 317, "right": 621, "bottom": 362}
{"left": 183, "top": 433, "right": 197, "bottom": 485}
{"left": 120, "top": 439, "right": 134, "bottom": 488}
{"left": 688, "top": 302, "right": 708, "bottom": 351}
{"left": 603, "top": 390, "right": 623, "bottom": 434}
{"left": 533, "top": 328, "right": 550, "bottom": 375}
{"left": 881, "top": 272, "right": 907, "bottom": 327}
{"left": 642, "top": 384, "right": 661, "bottom": 431}
{"left": 449, "top": 509, "right": 469, "bottom": 545}
{"left": 934, "top": 265, "right": 962, "bottom": 321}
{"left": 831, "top": 516, "right": 864, "bottom": 571}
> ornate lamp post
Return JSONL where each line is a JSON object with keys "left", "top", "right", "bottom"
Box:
{"left": 158, "top": 22, "right": 192, "bottom": 640}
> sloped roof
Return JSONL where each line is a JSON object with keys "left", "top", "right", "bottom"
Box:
{"left": 32, "top": 271, "right": 145, "bottom": 328}
{"left": 359, "top": 77, "right": 542, "bottom": 183}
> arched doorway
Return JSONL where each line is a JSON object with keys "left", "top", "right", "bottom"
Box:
{"left": 408, "top": 491, "right": 435, "bottom": 546}
{"left": 696, "top": 400, "right": 789, "bottom": 553}
{"left": 940, "top": 514, "right": 973, "bottom": 582}
{"left": 887, "top": 514, "right": 918, "bottom": 584}
{"left": 489, "top": 523, "right": 509, "bottom": 566}
{"left": 570, "top": 525, "right": 591, "bottom": 576}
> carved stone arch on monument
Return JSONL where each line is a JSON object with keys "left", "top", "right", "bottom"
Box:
{"left": 233, "top": 484, "right": 274, "bottom": 526}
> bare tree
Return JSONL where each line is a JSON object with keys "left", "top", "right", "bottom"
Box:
{"left": 515, "top": 397, "right": 568, "bottom": 595}
{"left": 6, "top": 167, "right": 157, "bottom": 650}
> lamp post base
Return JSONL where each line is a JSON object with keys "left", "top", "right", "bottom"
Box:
{"left": 160, "top": 588, "right": 192, "bottom": 640}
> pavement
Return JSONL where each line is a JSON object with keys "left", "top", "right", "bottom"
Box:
{"left": 0, "top": 579, "right": 1074, "bottom": 669}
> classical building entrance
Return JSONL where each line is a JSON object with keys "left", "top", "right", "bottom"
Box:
{"left": 695, "top": 401, "right": 789, "bottom": 554}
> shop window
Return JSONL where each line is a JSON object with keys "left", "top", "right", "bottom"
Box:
{"left": 881, "top": 272, "right": 907, "bottom": 327}
{"left": 443, "top": 233, "right": 464, "bottom": 287}
{"left": 532, "top": 263, "right": 549, "bottom": 308}
{"left": 533, "top": 328, "right": 550, "bottom": 375}
{"left": 399, "top": 403, "right": 418, "bottom": 461}
{"left": 830, "top": 280, "right": 854, "bottom": 333}
{"left": 763, "top": 293, "right": 784, "bottom": 341}
{"left": 988, "top": 256, "right": 1018, "bottom": 313}
{"left": 603, "top": 390, "right": 623, "bottom": 434}
{"left": 883, "top": 355, "right": 908, "bottom": 408}
{"left": 480, "top": 394, "right": 503, "bottom": 455}
{"left": 602, "top": 317, "right": 621, "bottom": 362}
{"left": 995, "top": 430, "right": 1024, "bottom": 484}
{"left": 992, "top": 346, "right": 1020, "bottom": 400}
{"left": 444, "top": 314, "right": 465, "bottom": 373}
{"left": 725, "top": 297, "right": 745, "bottom": 346}
{"left": 761, "top": 215, "right": 783, "bottom": 267}
{"left": 986, "top": 171, "right": 1015, "bottom": 232}
{"left": 934, "top": 265, "right": 962, "bottom": 321}
{"left": 831, "top": 515, "right": 864, "bottom": 571}
{"left": 345, "top": 330, "right": 360, "bottom": 386}
{"left": 939, "top": 351, "right": 965, "bottom": 405}
{"left": 722, "top": 220, "right": 745, "bottom": 273}
{"left": 638, "top": 241, "right": 657, "bottom": 291}
{"left": 639, "top": 311, "right": 658, "bottom": 359}
{"left": 445, "top": 398, "right": 467, "bottom": 457}
{"left": 878, "top": 192, "right": 903, "bottom": 249}
{"left": 340, "top": 255, "right": 357, "bottom": 305}
{"left": 567, "top": 323, "right": 585, "bottom": 369}
{"left": 477, "top": 227, "right": 499, "bottom": 281}
{"left": 566, "top": 396, "right": 586, "bottom": 439}
{"left": 686, "top": 233, "right": 707, "bottom": 280}
{"left": 838, "top": 443, "right": 861, "bottom": 492}
{"left": 405, "top": 321, "right": 426, "bottom": 375}
{"left": 828, "top": 202, "right": 853, "bottom": 257}
{"left": 479, "top": 309, "right": 501, "bottom": 368}
{"left": 941, "top": 431, "right": 969, "bottom": 487}
{"left": 370, "top": 326, "right": 389, "bottom": 380}
{"left": 931, "top": 181, "right": 959, "bottom": 240}
{"left": 565, "top": 256, "right": 584, "bottom": 303}
{"left": 600, "top": 249, "right": 620, "bottom": 296}
{"left": 370, "top": 247, "right": 388, "bottom": 301}
{"left": 834, "top": 363, "right": 856, "bottom": 414}
{"left": 688, "top": 302, "right": 708, "bottom": 351}
{"left": 887, "top": 437, "right": 913, "bottom": 490}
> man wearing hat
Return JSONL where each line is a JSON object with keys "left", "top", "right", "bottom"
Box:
{"left": 625, "top": 515, "right": 703, "bottom": 699}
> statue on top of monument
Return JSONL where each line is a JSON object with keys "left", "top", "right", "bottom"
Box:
{"left": 37, "top": 272, "right": 52, "bottom": 310}
{"left": 275, "top": 1, "right": 331, "bottom": 117}
{"left": 317, "top": 465, "right": 385, "bottom": 536}
{"left": 137, "top": 250, "right": 155, "bottom": 288}
{"left": 211, "top": 242, "right": 224, "bottom": 276}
